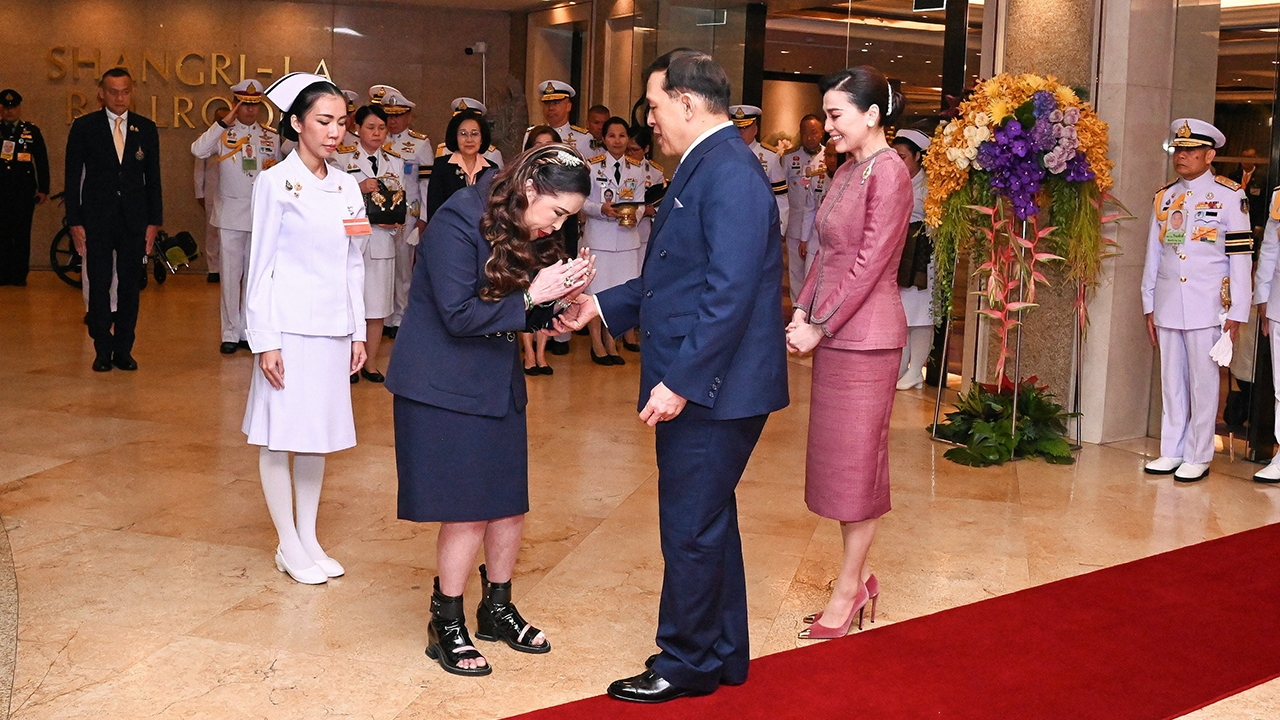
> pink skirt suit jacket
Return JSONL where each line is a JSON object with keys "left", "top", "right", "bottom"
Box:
{"left": 795, "top": 147, "right": 913, "bottom": 522}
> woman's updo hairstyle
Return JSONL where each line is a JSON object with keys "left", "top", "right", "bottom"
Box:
{"left": 281, "top": 80, "right": 345, "bottom": 143}
{"left": 354, "top": 104, "right": 388, "bottom": 127}
{"left": 479, "top": 143, "right": 591, "bottom": 301}
{"left": 818, "top": 66, "right": 904, "bottom": 129}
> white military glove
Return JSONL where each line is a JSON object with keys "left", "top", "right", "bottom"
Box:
{"left": 1210, "top": 313, "right": 1233, "bottom": 368}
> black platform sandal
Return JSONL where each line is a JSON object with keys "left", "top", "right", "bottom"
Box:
{"left": 475, "top": 564, "right": 551, "bottom": 654}
{"left": 425, "top": 578, "right": 492, "bottom": 676}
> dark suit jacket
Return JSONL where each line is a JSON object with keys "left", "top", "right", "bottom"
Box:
{"left": 386, "top": 181, "right": 532, "bottom": 418}
{"left": 426, "top": 153, "right": 495, "bottom": 221}
{"left": 64, "top": 109, "right": 162, "bottom": 232}
{"left": 598, "top": 125, "right": 790, "bottom": 421}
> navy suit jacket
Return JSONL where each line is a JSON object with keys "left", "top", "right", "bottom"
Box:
{"left": 385, "top": 182, "right": 530, "bottom": 418}
{"left": 64, "top": 110, "right": 163, "bottom": 232}
{"left": 598, "top": 125, "right": 789, "bottom": 421}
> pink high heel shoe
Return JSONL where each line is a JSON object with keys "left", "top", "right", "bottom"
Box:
{"left": 798, "top": 582, "right": 870, "bottom": 640}
{"left": 804, "top": 574, "right": 878, "bottom": 626}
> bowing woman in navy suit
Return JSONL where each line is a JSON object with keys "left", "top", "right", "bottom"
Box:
{"left": 557, "top": 49, "right": 790, "bottom": 702}
{"left": 385, "top": 143, "right": 595, "bottom": 676}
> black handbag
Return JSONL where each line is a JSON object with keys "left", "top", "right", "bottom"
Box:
{"left": 364, "top": 177, "right": 407, "bottom": 225}
{"left": 896, "top": 221, "right": 931, "bottom": 290}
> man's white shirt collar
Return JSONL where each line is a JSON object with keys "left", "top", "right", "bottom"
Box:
{"left": 681, "top": 120, "right": 734, "bottom": 164}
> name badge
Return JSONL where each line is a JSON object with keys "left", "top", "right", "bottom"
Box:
{"left": 343, "top": 217, "right": 372, "bottom": 236}
{"left": 16, "top": 152, "right": 31, "bottom": 162}
{"left": 0, "top": 140, "right": 13, "bottom": 161}
{"left": 242, "top": 156, "right": 258, "bottom": 173}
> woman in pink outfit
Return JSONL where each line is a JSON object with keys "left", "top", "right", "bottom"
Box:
{"left": 786, "top": 65, "right": 912, "bottom": 639}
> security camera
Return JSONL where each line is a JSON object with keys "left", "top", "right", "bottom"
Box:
{"left": 464, "top": 42, "right": 488, "bottom": 55}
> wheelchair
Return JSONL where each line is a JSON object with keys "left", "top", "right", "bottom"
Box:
{"left": 49, "top": 191, "right": 199, "bottom": 288}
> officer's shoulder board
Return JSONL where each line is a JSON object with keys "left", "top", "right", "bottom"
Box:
{"left": 1153, "top": 179, "right": 1177, "bottom": 207}
{"left": 625, "top": 156, "right": 642, "bottom": 168}
{"left": 649, "top": 160, "right": 664, "bottom": 174}
{"left": 260, "top": 124, "right": 278, "bottom": 135}
{"left": 571, "top": 125, "right": 589, "bottom": 135}
{"left": 436, "top": 144, "right": 450, "bottom": 158}
{"left": 335, "top": 143, "right": 356, "bottom": 155}
{"left": 1214, "top": 175, "right": 1243, "bottom": 193}
{"left": 408, "top": 129, "right": 428, "bottom": 140}
{"left": 588, "top": 154, "right": 607, "bottom": 165}
{"left": 760, "top": 142, "right": 778, "bottom": 154}
{"left": 381, "top": 142, "right": 402, "bottom": 159}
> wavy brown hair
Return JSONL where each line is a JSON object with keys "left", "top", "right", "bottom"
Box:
{"left": 479, "top": 143, "right": 591, "bottom": 302}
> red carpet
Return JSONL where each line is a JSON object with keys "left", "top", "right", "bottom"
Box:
{"left": 511, "top": 522, "right": 1280, "bottom": 719}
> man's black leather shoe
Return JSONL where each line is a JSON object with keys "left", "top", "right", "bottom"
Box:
{"left": 644, "top": 654, "right": 744, "bottom": 686}
{"left": 220, "top": 342, "right": 238, "bottom": 355}
{"left": 207, "top": 273, "right": 220, "bottom": 283}
{"left": 92, "top": 357, "right": 113, "bottom": 372}
{"left": 112, "top": 354, "right": 138, "bottom": 371}
{"left": 607, "top": 670, "right": 701, "bottom": 704}
{"left": 238, "top": 340, "right": 250, "bottom": 350}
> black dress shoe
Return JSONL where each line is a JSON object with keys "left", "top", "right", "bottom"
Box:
{"left": 238, "top": 340, "right": 250, "bottom": 350}
{"left": 547, "top": 339, "right": 571, "bottom": 355}
{"left": 220, "top": 342, "right": 238, "bottom": 355}
{"left": 623, "top": 341, "right": 641, "bottom": 352}
{"left": 608, "top": 354, "right": 626, "bottom": 366}
{"left": 591, "top": 350, "right": 613, "bottom": 366}
{"left": 607, "top": 669, "right": 701, "bottom": 704}
{"left": 643, "top": 654, "right": 743, "bottom": 686}
{"left": 112, "top": 354, "right": 138, "bottom": 371}
{"left": 383, "top": 325, "right": 399, "bottom": 339}
{"left": 360, "top": 369, "right": 385, "bottom": 383}
{"left": 92, "top": 357, "right": 113, "bottom": 372}
{"left": 524, "top": 366, "right": 540, "bottom": 376}
{"left": 207, "top": 273, "right": 220, "bottom": 283}
{"left": 538, "top": 365, "right": 554, "bottom": 375}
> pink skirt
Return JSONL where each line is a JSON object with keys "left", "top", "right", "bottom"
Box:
{"left": 805, "top": 345, "right": 898, "bottom": 522}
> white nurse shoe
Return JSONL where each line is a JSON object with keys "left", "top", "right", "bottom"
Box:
{"left": 1173, "top": 462, "right": 1210, "bottom": 483}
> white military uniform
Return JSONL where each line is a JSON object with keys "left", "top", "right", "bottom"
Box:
{"left": 1252, "top": 188, "right": 1280, "bottom": 480}
{"left": 900, "top": 168, "right": 932, "bottom": 327}
{"left": 190, "top": 92, "right": 281, "bottom": 346}
{"left": 1141, "top": 157, "right": 1252, "bottom": 476}
{"left": 334, "top": 140, "right": 404, "bottom": 320}
{"left": 194, "top": 151, "right": 220, "bottom": 274}
{"left": 583, "top": 152, "right": 647, "bottom": 291}
{"left": 635, "top": 157, "right": 665, "bottom": 272}
{"left": 522, "top": 81, "right": 594, "bottom": 160}
{"left": 384, "top": 128, "right": 432, "bottom": 328}
{"left": 747, "top": 139, "right": 788, "bottom": 231}
{"left": 783, "top": 146, "right": 829, "bottom": 302}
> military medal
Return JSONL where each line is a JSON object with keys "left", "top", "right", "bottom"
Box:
{"left": 135, "top": 147, "right": 144, "bottom": 161}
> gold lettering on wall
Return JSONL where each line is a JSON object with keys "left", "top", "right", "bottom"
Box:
{"left": 239, "top": 54, "right": 247, "bottom": 83}
{"left": 314, "top": 59, "right": 332, "bottom": 81}
{"left": 144, "top": 52, "right": 170, "bottom": 83}
{"left": 47, "top": 47, "right": 68, "bottom": 80}
{"left": 173, "top": 96, "right": 195, "bottom": 128}
{"left": 283, "top": 56, "right": 291, "bottom": 74}
{"left": 201, "top": 96, "right": 231, "bottom": 127}
{"left": 66, "top": 92, "right": 89, "bottom": 123}
{"left": 71, "top": 47, "right": 100, "bottom": 82}
{"left": 210, "top": 53, "right": 233, "bottom": 86}
{"left": 176, "top": 53, "right": 204, "bottom": 86}
{"left": 110, "top": 53, "right": 132, "bottom": 75}
{"left": 150, "top": 96, "right": 168, "bottom": 128}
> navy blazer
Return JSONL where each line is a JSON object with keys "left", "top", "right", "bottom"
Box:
{"left": 385, "top": 182, "right": 530, "bottom": 418}
{"left": 597, "top": 125, "right": 789, "bottom": 421}
{"left": 63, "top": 110, "right": 163, "bottom": 232}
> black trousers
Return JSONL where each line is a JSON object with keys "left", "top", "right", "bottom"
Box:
{"left": 650, "top": 412, "right": 769, "bottom": 693}
{"left": 0, "top": 190, "right": 35, "bottom": 285}
{"left": 85, "top": 215, "right": 145, "bottom": 358}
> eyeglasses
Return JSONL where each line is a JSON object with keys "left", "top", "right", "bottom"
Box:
{"left": 457, "top": 130, "right": 483, "bottom": 139}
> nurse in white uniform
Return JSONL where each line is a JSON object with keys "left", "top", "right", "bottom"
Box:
{"left": 582, "top": 117, "right": 646, "bottom": 365}
{"left": 335, "top": 104, "right": 405, "bottom": 383}
{"left": 244, "top": 73, "right": 370, "bottom": 585}
{"left": 891, "top": 128, "right": 934, "bottom": 390}
{"left": 1140, "top": 118, "right": 1252, "bottom": 483}
{"left": 1252, "top": 188, "right": 1280, "bottom": 483}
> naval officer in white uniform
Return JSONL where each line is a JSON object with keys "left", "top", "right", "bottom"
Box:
{"left": 782, "top": 114, "right": 829, "bottom": 303}
{"left": 729, "top": 105, "right": 788, "bottom": 231}
{"left": 191, "top": 79, "right": 281, "bottom": 355}
{"left": 1141, "top": 118, "right": 1253, "bottom": 482}
{"left": 522, "top": 80, "right": 594, "bottom": 162}
{"left": 1251, "top": 187, "right": 1280, "bottom": 482}
{"left": 335, "top": 103, "right": 405, "bottom": 383}
{"left": 369, "top": 85, "right": 432, "bottom": 339}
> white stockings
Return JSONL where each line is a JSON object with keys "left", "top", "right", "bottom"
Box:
{"left": 259, "top": 447, "right": 329, "bottom": 570}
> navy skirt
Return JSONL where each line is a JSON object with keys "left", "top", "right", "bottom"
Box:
{"left": 393, "top": 394, "right": 530, "bottom": 522}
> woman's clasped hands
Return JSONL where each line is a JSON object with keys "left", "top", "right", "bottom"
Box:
{"left": 786, "top": 309, "right": 825, "bottom": 355}
{"left": 529, "top": 248, "right": 597, "bottom": 305}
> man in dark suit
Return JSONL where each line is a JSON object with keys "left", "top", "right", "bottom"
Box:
{"left": 65, "top": 67, "right": 162, "bottom": 372}
{"left": 558, "top": 49, "right": 789, "bottom": 702}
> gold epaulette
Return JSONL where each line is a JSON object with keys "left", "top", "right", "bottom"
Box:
{"left": 649, "top": 160, "right": 664, "bottom": 173}
{"left": 626, "top": 156, "right": 642, "bottom": 167}
{"left": 571, "top": 125, "right": 589, "bottom": 134}
{"left": 1215, "top": 175, "right": 1243, "bottom": 192}
{"left": 336, "top": 144, "right": 356, "bottom": 154}
{"left": 488, "top": 145, "right": 499, "bottom": 153}
{"left": 436, "top": 145, "right": 449, "bottom": 158}
{"left": 381, "top": 142, "right": 402, "bottom": 159}
{"left": 261, "top": 124, "right": 278, "bottom": 134}
{"left": 588, "top": 154, "right": 606, "bottom": 165}
{"left": 1271, "top": 188, "right": 1280, "bottom": 221}
{"left": 761, "top": 142, "right": 777, "bottom": 154}
{"left": 408, "top": 129, "right": 428, "bottom": 140}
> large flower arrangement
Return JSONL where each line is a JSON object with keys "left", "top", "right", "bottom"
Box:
{"left": 923, "top": 73, "right": 1124, "bottom": 381}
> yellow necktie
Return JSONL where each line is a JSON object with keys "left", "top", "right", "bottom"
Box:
{"left": 113, "top": 116, "right": 125, "bottom": 163}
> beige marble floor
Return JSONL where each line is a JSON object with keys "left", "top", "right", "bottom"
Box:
{"left": 0, "top": 272, "right": 1277, "bottom": 719}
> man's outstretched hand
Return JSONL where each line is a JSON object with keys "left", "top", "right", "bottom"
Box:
{"left": 549, "top": 295, "right": 600, "bottom": 335}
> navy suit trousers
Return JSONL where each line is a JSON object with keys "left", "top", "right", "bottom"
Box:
{"left": 650, "top": 412, "right": 768, "bottom": 693}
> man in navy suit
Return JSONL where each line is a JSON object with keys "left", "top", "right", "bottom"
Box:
{"left": 557, "top": 48, "right": 789, "bottom": 702}
{"left": 65, "top": 67, "right": 163, "bottom": 372}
